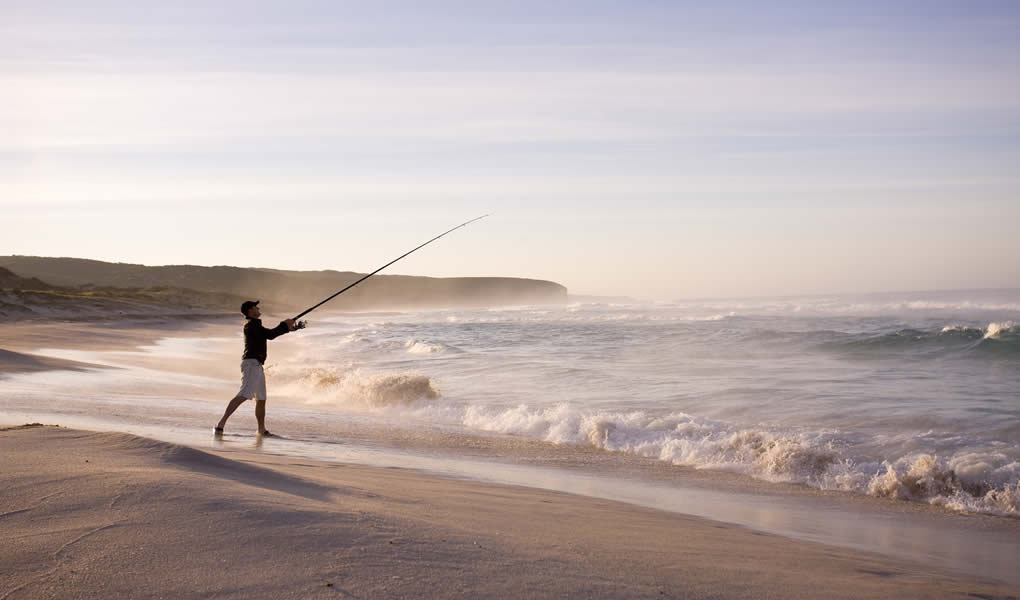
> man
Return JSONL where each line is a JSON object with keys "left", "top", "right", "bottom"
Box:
{"left": 215, "top": 300, "right": 297, "bottom": 437}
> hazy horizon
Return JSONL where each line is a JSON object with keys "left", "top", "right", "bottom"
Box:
{"left": 6, "top": 252, "right": 1020, "bottom": 304}
{"left": 4, "top": 1, "right": 1019, "bottom": 298}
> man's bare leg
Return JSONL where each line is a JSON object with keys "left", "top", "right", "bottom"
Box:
{"left": 216, "top": 395, "right": 248, "bottom": 431}
{"left": 255, "top": 399, "right": 267, "bottom": 434}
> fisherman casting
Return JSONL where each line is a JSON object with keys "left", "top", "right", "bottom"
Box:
{"left": 213, "top": 215, "right": 488, "bottom": 438}
{"left": 215, "top": 300, "right": 298, "bottom": 437}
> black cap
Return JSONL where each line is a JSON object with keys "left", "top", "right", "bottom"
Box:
{"left": 240, "top": 300, "right": 259, "bottom": 316}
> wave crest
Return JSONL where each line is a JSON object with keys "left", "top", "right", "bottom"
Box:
{"left": 266, "top": 364, "right": 440, "bottom": 407}
{"left": 404, "top": 339, "right": 448, "bottom": 354}
{"left": 984, "top": 320, "right": 1017, "bottom": 339}
{"left": 868, "top": 454, "right": 1020, "bottom": 514}
{"left": 459, "top": 403, "right": 1019, "bottom": 516}
{"left": 826, "top": 322, "right": 1020, "bottom": 357}
{"left": 869, "top": 455, "right": 960, "bottom": 500}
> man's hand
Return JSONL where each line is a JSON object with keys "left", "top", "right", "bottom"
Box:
{"left": 284, "top": 318, "right": 297, "bottom": 331}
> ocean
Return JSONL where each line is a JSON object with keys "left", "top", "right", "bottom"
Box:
{"left": 261, "top": 289, "right": 1019, "bottom": 516}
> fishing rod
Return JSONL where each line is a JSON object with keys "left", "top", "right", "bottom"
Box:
{"left": 291, "top": 214, "right": 490, "bottom": 325}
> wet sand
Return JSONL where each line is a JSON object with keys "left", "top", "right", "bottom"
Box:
{"left": 2, "top": 424, "right": 1015, "bottom": 599}
{"left": 0, "top": 318, "right": 235, "bottom": 355}
{"left": 0, "top": 317, "right": 296, "bottom": 380}
{"left": 0, "top": 348, "right": 104, "bottom": 375}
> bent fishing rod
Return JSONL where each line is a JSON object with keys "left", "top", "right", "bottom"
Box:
{"left": 291, "top": 214, "right": 490, "bottom": 326}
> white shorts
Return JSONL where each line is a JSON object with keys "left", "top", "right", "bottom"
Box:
{"left": 237, "top": 359, "right": 267, "bottom": 401}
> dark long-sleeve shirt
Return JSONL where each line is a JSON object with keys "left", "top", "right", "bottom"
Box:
{"left": 242, "top": 317, "right": 290, "bottom": 364}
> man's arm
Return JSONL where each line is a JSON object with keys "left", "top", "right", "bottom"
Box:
{"left": 263, "top": 319, "right": 296, "bottom": 340}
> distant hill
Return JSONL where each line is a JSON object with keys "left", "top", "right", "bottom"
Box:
{"left": 1, "top": 265, "right": 255, "bottom": 320}
{"left": 0, "top": 285, "right": 252, "bottom": 321}
{"left": 0, "top": 256, "right": 568, "bottom": 312}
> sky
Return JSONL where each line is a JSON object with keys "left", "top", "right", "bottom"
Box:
{"left": 3, "top": 0, "right": 1019, "bottom": 299}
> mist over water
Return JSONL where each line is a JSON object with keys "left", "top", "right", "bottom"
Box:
{"left": 268, "top": 289, "right": 1020, "bottom": 516}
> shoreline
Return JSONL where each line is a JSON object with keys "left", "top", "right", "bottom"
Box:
{"left": 0, "top": 314, "right": 236, "bottom": 351}
{"left": 0, "top": 316, "right": 241, "bottom": 379}
{"left": 2, "top": 424, "right": 1016, "bottom": 599}
{"left": 6, "top": 410, "right": 1019, "bottom": 590}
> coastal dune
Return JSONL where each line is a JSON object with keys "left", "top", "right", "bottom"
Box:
{"left": 2, "top": 425, "right": 1013, "bottom": 599}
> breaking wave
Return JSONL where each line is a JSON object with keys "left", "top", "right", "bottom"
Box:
{"left": 984, "top": 320, "right": 1018, "bottom": 339}
{"left": 404, "top": 339, "right": 451, "bottom": 355}
{"left": 260, "top": 361, "right": 1018, "bottom": 516}
{"left": 460, "top": 404, "right": 1020, "bottom": 516}
{"left": 265, "top": 364, "right": 439, "bottom": 407}
{"left": 824, "top": 322, "right": 1020, "bottom": 357}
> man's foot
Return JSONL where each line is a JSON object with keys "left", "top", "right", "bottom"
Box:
{"left": 258, "top": 430, "right": 276, "bottom": 438}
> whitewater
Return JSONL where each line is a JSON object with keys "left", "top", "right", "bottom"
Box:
{"left": 263, "top": 289, "right": 1020, "bottom": 517}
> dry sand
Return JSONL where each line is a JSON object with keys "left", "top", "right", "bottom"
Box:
{"left": 2, "top": 425, "right": 1015, "bottom": 599}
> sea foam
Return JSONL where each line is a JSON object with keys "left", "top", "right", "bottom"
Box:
{"left": 404, "top": 339, "right": 448, "bottom": 354}
{"left": 269, "top": 356, "right": 1019, "bottom": 517}
{"left": 266, "top": 364, "right": 439, "bottom": 407}
{"left": 458, "top": 402, "right": 1020, "bottom": 516}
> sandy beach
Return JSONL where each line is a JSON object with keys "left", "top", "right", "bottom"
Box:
{"left": 2, "top": 424, "right": 1016, "bottom": 599}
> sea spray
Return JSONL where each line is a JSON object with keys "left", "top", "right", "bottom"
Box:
{"left": 266, "top": 364, "right": 439, "bottom": 407}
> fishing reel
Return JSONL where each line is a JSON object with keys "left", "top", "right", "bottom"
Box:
{"left": 295, "top": 320, "right": 308, "bottom": 330}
